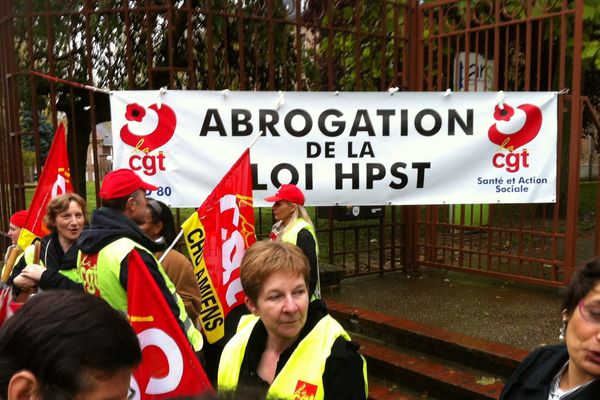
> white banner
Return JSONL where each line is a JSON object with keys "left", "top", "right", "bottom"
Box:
{"left": 110, "top": 91, "right": 557, "bottom": 207}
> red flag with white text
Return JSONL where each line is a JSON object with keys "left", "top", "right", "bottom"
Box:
{"left": 181, "top": 148, "right": 256, "bottom": 343}
{"left": 127, "top": 250, "right": 213, "bottom": 399}
{"left": 17, "top": 121, "right": 73, "bottom": 249}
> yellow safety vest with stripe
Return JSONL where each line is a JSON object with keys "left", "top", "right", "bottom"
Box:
{"left": 23, "top": 241, "right": 81, "bottom": 283}
{"left": 218, "top": 314, "right": 368, "bottom": 400}
{"left": 281, "top": 218, "right": 321, "bottom": 300}
{"left": 77, "top": 237, "right": 202, "bottom": 351}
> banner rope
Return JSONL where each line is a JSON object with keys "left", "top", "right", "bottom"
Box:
{"left": 10, "top": 70, "right": 112, "bottom": 95}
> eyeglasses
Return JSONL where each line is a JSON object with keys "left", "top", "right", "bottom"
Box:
{"left": 127, "top": 387, "right": 136, "bottom": 400}
{"left": 578, "top": 300, "right": 600, "bottom": 325}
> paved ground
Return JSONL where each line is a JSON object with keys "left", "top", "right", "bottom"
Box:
{"left": 326, "top": 267, "right": 563, "bottom": 351}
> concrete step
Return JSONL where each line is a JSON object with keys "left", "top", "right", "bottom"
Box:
{"left": 369, "top": 377, "right": 434, "bottom": 400}
{"left": 326, "top": 299, "right": 528, "bottom": 378}
{"left": 358, "top": 334, "right": 504, "bottom": 400}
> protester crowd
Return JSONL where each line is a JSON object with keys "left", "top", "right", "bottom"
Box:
{"left": 3, "top": 167, "right": 600, "bottom": 399}
{"left": 0, "top": 169, "right": 368, "bottom": 400}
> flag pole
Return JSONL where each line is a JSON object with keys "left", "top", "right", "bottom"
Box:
{"left": 249, "top": 130, "right": 262, "bottom": 149}
{"left": 159, "top": 229, "right": 183, "bottom": 263}
{"left": 162, "top": 131, "right": 261, "bottom": 264}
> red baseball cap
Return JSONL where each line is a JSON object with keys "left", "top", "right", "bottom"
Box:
{"left": 264, "top": 184, "right": 305, "bottom": 206}
{"left": 9, "top": 210, "right": 28, "bottom": 228}
{"left": 100, "top": 168, "right": 158, "bottom": 200}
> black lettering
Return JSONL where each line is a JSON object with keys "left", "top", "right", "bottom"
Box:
{"left": 205, "top": 317, "right": 224, "bottom": 331}
{"left": 318, "top": 109, "right": 344, "bottom": 137}
{"left": 349, "top": 110, "right": 375, "bottom": 136}
{"left": 259, "top": 109, "right": 280, "bottom": 136}
{"left": 400, "top": 109, "right": 408, "bottom": 136}
{"left": 390, "top": 162, "right": 408, "bottom": 189}
{"left": 449, "top": 109, "right": 473, "bottom": 135}
{"left": 271, "top": 163, "right": 299, "bottom": 186}
{"left": 305, "top": 163, "right": 313, "bottom": 190}
{"left": 335, "top": 163, "right": 359, "bottom": 189}
{"left": 413, "top": 162, "right": 431, "bottom": 188}
{"left": 251, "top": 163, "right": 267, "bottom": 190}
{"left": 377, "top": 110, "right": 395, "bottom": 136}
{"left": 232, "top": 109, "right": 252, "bottom": 136}
{"left": 307, "top": 142, "right": 321, "bottom": 158}
{"left": 366, "top": 163, "right": 386, "bottom": 189}
{"left": 415, "top": 109, "right": 442, "bottom": 136}
{"left": 199, "top": 109, "right": 226, "bottom": 136}
{"left": 284, "top": 109, "right": 312, "bottom": 137}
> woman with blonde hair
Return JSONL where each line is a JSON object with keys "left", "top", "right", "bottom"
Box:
{"left": 265, "top": 184, "right": 320, "bottom": 300}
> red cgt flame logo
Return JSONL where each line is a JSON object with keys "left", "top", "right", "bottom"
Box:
{"left": 120, "top": 102, "right": 177, "bottom": 152}
{"left": 488, "top": 102, "right": 542, "bottom": 150}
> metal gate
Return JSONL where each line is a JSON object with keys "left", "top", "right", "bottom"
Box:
{"left": 412, "top": 0, "right": 584, "bottom": 287}
{"left": 0, "top": 0, "right": 587, "bottom": 286}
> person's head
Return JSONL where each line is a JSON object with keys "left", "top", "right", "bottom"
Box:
{"left": 100, "top": 169, "right": 158, "bottom": 225}
{"left": 0, "top": 290, "right": 141, "bottom": 400}
{"left": 7, "top": 210, "right": 27, "bottom": 245}
{"left": 264, "top": 184, "right": 312, "bottom": 227}
{"left": 561, "top": 257, "right": 600, "bottom": 383}
{"left": 139, "top": 198, "right": 176, "bottom": 244}
{"left": 240, "top": 241, "right": 310, "bottom": 345}
{"left": 43, "top": 193, "right": 87, "bottom": 244}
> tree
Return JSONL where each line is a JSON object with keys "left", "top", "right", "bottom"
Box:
{"left": 10, "top": 0, "right": 303, "bottom": 199}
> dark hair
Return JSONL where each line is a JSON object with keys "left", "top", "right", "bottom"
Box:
{"left": 101, "top": 189, "right": 142, "bottom": 211}
{"left": 0, "top": 290, "right": 141, "bottom": 398}
{"left": 562, "top": 257, "right": 600, "bottom": 317}
{"left": 43, "top": 193, "right": 88, "bottom": 232}
{"left": 146, "top": 198, "right": 177, "bottom": 244}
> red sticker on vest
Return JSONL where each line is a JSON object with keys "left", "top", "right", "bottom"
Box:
{"left": 293, "top": 380, "right": 318, "bottom": 400}
{"left": 79, "top": 253, "right": 101, "bottom": 296}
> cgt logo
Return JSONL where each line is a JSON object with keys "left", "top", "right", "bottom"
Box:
{"left": 120, "top": 102, "right": 177, "bottom": 176}
{"left": 488, "top": 102, "right": 542, "bottom": 173}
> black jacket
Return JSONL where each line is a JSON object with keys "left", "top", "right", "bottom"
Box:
{"left": 77, "top": 207, "right": 183, "bottom": 329}
{"left": 296, "top": 228, "right": 318, "bottom": 297}
{"left": 9, "top": 232, "right": 82, "bottom": 294}
{"left": 500, "top": 344, "right": 600, "bottom": 399}
{"left": 235, "top": 300, "right": 367, "bottom": 400}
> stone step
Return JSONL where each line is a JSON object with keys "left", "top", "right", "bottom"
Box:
{"left": 326, "top": 299, "right": 528, "bottom": 378}
{"left": 368, "top": 380, "right": 423, "bottom": 400}
{"left": 369, "top": 375, "right": 443, "bottom": 399}
{"left": 358, "top": 334, "right": 505, "bottom": 400}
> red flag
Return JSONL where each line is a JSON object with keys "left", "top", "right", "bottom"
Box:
{"left": 18, "top": 121, "right": 73, "bottom": 248}
{"left": 127, "top": 250, "right": 213, "bottom": 399}
{"left": 0, "top": 287, "right": 22, "bottom": 327}
{"left": 181, "top": 149, "right": 256, "bottom": 343}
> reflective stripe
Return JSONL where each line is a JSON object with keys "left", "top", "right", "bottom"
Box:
{"left": 77, "top": 238, "right": 203, "bottom": 351}
{"left": 281, "top": 218, "right": 321, "bottom": 300}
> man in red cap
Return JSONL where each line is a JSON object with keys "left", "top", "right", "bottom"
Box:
{"left": 76, "top": 168, "right": 202, "bottom": 351}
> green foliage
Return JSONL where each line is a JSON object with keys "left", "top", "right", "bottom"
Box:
{"left": 583, "top": 2, "right": 600, "bottom": 69}
{"left": 19, "top": 111, "right": 54, "bottom": 161}
{"left": 307, "top": 1, "right": 404, "bottom": 90}
{"left": 579, "top": 181, "right": 597, "bottom": 232}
